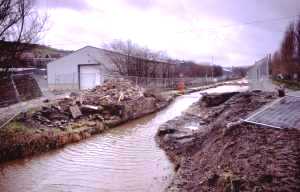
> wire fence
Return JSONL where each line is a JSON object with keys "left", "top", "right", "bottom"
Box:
{"left": 52, "top": 73, "right": 231, "bottom": 91}
{"left": 106, "top": 75, "right": 230, "bottom": 89}
{"left": 1, "top": 73, "right": 233, "bottom": 109}
{"left": 247, "top": 55, "right": 271, "bottom": 82}
{"left": 247, "top": 54, "right": 274, "bottom": 91}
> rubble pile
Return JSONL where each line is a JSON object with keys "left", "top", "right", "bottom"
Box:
{"left": 32, "top": 104, "right": 72, "bottom": 129}
{"left": 81, "top": 79, "right": 144, "bottom": 106}
{"left": 28, "top": 79, "right": 165, "bottom": 130}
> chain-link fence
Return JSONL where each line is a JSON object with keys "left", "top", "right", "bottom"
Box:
{"left": 52, "top": 73, "right": 230, "bottom": 91}
{"left": 247, "top": 55, "right": 271, "bottom": 82}
{"left": 105, "top": 75, "right": 229, "bottom": 89}
{"left": 247, "top": 54, "right": 275, "bottom": 91}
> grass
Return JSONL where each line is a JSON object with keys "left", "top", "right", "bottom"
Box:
{"left": 273, "top": 79, "right": 300, "bottom": 91}
{"left": 1, "top": 121, "right": 30, "bottom": 135}
{"left": 0, "top": 121, "right": 63, "bottom": 137}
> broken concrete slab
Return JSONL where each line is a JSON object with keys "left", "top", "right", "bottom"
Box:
{"left": 69, "top": 105, "right": 82, "bottom": 119}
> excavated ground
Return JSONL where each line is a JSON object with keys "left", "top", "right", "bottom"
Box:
{"left": 157, "top": 91, "right": 300, "bottom": 192}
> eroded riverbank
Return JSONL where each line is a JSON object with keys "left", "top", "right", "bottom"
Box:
{"left": 157, "top": 90, "right": 300, "bottom": 191}
{"left": 0, "top": 85, "right": 211, "bottom": 192}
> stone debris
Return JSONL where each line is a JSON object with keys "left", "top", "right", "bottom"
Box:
{"left": 69, "top": 105, "right": 82, "bottom": 119}
{"left": 24, "top": 79, "right": 167, "bottom": 130}
{"left": 80, "top": 79, "right": 144, "bottom": 106}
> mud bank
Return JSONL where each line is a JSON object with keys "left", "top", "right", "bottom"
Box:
{"left": 157, "top": 91, "right": 300, "bottom": 191}
{"left": 0, "top": 80, "right": 174, "bottom": 163}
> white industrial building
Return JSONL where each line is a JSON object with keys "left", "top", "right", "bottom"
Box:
{"left": 47, "top": 46, "right": 115, "bottom": 90}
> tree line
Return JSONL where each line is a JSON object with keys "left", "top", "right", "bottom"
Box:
{"left": 104, "top": 39, "right": 223, "bottom": 78}
{"left": 271, "top": 17, "right": 300, "bottom": 80}
{"left": 175, "top": 61, "right": 223, "bottom": 78}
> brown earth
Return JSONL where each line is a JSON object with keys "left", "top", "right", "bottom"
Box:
{"left": 0, "top": 79, "right": 174, "bottom": 163}
{"left": 157, "top": 91, "right": 300, "bottom": 192}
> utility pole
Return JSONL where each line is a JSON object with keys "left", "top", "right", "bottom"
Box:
{"left": 211, "top": 56, "right": 214, "bottom": 78}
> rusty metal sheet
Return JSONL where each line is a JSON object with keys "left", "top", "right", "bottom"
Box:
{"left": 244, "top": 96, "right": 300, "bottom": 129}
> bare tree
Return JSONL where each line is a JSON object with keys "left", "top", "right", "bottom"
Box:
{"left": 102, "top": 40, "right": 136, "bottom": 76}
{"left": 0, "top": 0, "right": 47, "bottom": 78}
{"left": 103, "top": 39, "right": 173, "bottom": 77}
{"left": 296, "top": 17, "right": 300, "bottom": 61}
{"left": 232, "top": 66, "right": 248, "bottom": 78}
{"left": 103, "top": 39, "right": 224, "bottom": 79}
{"left": 280, "top": 23, "right": 296, "bottom": 79}
{"left": 271, "top": 51, "right": 282, "bottom": 77}
{"left": 174, "top": 61, "right": 223, "bottom": 78}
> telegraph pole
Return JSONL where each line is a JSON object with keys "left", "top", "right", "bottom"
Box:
{"left": 211, "top": 56, "right": 214, "bottom": 78}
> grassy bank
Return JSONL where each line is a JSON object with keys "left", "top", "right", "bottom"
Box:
{"left": 273, "top": 79, "right": 300, "bottom": 90}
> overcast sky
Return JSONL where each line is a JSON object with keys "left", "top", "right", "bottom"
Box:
{"left": 36, "top": 0, "right": 300, "bottom": 67}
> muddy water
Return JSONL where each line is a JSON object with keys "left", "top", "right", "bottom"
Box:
{"left": 0, "top": 85, "right": 248, "bottom": 192}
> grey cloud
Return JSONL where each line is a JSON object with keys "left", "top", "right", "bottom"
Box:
{"left": 125, "top": 0, "right": 154, "bottom": 9}
{"left": 106, "top": 0, "right": 300, "bottom": 65}
{"left": 41, "top": 0, "right": 300, "bottom": 66}
{"left": 189, "top": 0, "right": 300, "bottom": 20}
{"left": 37, "top": 0, "right": 90, "bottom": 11}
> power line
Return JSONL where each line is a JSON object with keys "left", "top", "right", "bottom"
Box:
{"left": 176, "top": 14, "right": 300, "bottom": 35}
{"left": 175, "top": 2, "right": 293, "bottom": 63}
{"left": 208, "top": 14, "right": 300, "bottom": 29}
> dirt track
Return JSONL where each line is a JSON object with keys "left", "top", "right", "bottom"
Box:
{"left": 157, "top": 91, "right": 300, "bottom": 192}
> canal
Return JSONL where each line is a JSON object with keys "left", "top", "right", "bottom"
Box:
{"left": 0, "top": 85, "right": 248, "bottom": 192}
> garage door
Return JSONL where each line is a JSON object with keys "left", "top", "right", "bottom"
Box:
{"left": 79, "top": 65, "right": 102, "bottom": 90}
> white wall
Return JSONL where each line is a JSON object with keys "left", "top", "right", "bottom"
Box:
{"left": 47, "top": 46, "right": 114, "bottom": 90}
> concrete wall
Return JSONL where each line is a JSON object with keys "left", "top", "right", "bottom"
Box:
{"left": 47, "top": 46, "right": 113, "bottom": 90}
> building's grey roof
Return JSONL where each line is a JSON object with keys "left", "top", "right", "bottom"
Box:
{"left": 47, "top": 45, "right": 176, "bottom": 66}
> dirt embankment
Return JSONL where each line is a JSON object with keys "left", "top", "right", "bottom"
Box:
{"left": 0, "top": 79, "right": 174, "bottom": 163}
{"left": 157, "top": 91, "right": 300, "bottom": 192}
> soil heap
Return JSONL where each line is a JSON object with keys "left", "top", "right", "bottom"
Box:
{"left": 157, "top": 91, "right": 300, "bottom": 192}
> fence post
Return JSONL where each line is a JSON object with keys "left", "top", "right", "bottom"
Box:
{"left": 72, "top": 72, "right": 75, "bottom": 89}
{"left": 55, "top": 73, "right": 58, "bottom": 90}
{"left": 11, "top": 75, "right": 21, "bottom": 102}
{"left": 135, "top": 76, "right": 138, "bottom": 87}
